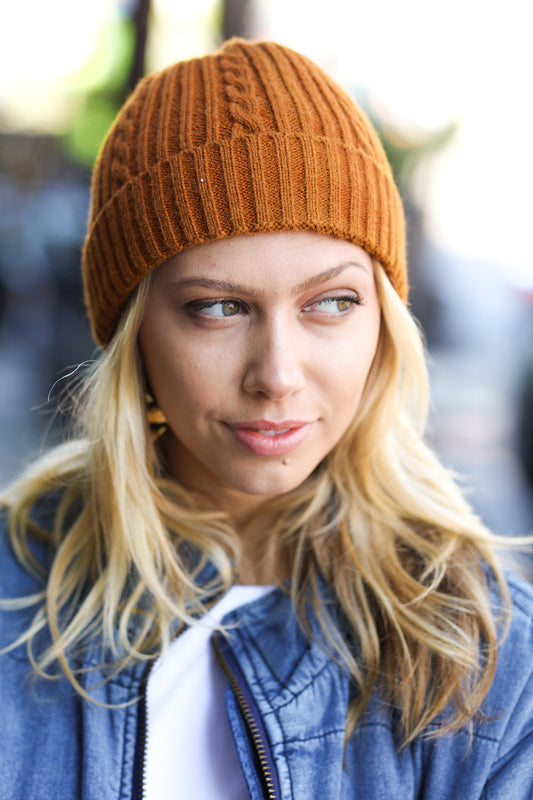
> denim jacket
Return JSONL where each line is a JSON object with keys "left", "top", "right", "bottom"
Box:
{"left": 2, "top": 518, "right": 533, "bottom": 800}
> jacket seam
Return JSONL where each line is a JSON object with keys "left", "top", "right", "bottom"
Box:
{"left": 488, "top": 724, "right": 533, "bottom": 776}
{"left": 235, "top": 628, "right": 335, "bottom": 712}
{"left": 422, "top": 722, "right": 500, "bottom": 745}
{"left": 277, "top": 727, "right": 346, "bottom": 746}
{"left": 234, "top": 630, "right": 296, "bottom": 799}
{"left": 271, "top": 658, "right": 335, "bottom": 711}
{"left": 231, "top": 626, "right": 298, "bottom": 699}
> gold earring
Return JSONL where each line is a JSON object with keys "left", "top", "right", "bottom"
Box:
{"left": 145, "top": 393, "right": 167, "bottom": 441}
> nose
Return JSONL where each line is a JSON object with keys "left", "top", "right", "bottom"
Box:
{"left": 241, "top": 317, "right": 306, "bottom": 400}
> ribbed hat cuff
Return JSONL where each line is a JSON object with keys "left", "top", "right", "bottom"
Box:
{"left": 83, "top": 132, "right": 406, "bottom": 345}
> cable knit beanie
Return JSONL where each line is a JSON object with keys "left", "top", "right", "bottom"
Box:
{"left": 82, "top": 38, "right": 407, "bottom": 346}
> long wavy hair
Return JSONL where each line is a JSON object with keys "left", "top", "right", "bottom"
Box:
{"left": 1, "top": 260, "right": 511, "bottom": 744}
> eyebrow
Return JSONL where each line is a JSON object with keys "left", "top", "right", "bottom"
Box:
{"left": 169, "top": 261, "right": 370, "bottom": 295}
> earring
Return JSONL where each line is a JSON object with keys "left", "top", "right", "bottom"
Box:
{"left": 145, "top": 393, "right": 168, "bottom": 441}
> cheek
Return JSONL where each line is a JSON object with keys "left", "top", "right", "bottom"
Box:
{"left": 139, "top": 322, "right": 189, "bottom": 405}
{"left": 324, "top": 319, "right": 380, "bottom": 385}
{"left": 321, "top": 323, "right": 380, "bottom": 422}
{"left": 140, "top": 325, "right": 240, "bottom": 414}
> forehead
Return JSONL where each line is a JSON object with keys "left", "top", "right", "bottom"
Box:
{"left": 153, "top": 230, "right": 374, "bottom": 290}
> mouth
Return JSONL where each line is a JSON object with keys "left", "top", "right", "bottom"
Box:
{"left": 225, "top": 419, "right": 313, "bottom": 457}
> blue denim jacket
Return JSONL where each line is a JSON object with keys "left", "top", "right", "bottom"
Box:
{"left": 2, "top": 521, "right": 533, "bottom": 800}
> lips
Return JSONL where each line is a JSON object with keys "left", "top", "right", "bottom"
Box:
{"left": 226, "top": 419, "right": 313, "bottom": 457}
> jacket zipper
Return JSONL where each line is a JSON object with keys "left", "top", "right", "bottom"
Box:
{"left": 133, "top": 660, "right": 154, "bottom": 800}
{"left": 133, "top": 633, "right": 280, "bottom": 800}
{"left": 212, "top": 631, "right": 280, "bottom": 800}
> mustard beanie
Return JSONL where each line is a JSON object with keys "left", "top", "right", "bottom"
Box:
{"left": 82, "top": 38, "right": 407, "bottom": 346}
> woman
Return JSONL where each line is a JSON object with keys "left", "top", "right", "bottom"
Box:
{"left": 1, "top": 38, "right": 533, "bottom": 800}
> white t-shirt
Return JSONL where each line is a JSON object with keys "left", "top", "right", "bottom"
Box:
{"left": 145, "top": 585, "right": 274, "bottom": 800}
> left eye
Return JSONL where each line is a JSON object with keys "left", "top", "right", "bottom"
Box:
{"left": 312, "top": 297, "right": 356, "bottom": 313}
{"left": 195, "top": 300, "right": 242, "bottom": 317}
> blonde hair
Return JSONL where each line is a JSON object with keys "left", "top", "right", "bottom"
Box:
{"left": 1, "top": 262, "right": 510, "bottom": 744}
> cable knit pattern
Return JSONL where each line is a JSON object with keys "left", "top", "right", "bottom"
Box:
{"left": 221, "top": 52, "right": 263, "bottom": 135}
{"left": 82, "top": 38, "right": 407, "bottom": 346}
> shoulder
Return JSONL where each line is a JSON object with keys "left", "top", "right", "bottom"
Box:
{"left": 494, "top": 568, "right": 533, "bottom": 662}
{"left": 0, "top": 493, "right": 60, "bottom": 607}
{"left": 0, "top": 492, "right": 67, "bottom": 660}
{"left": 505, "top": 568, "right": 533, "bottom": 620}
{"left": 480, "top": 569, "right": 533, "bottom": 753}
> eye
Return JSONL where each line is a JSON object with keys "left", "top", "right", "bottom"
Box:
{"left": 191, "top": 300, "right": 243, "bottom": 317}
{"left": 308, "top": 295, "right": 360, "bottom": 314}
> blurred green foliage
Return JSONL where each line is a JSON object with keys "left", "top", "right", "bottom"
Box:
{"left": 376, "top": 117, "right": 458, "bottom": 193}
{"left": 355, "top": 87, "right": 457, "bottom": 195}
{"left": 62, "top": 13, "right": 135, "bottom": 168}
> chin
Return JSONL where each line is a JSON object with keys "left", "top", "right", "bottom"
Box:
{"left": 227, "top": 465, "right": 315, "bottom": 498}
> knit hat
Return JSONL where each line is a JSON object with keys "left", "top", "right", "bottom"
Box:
{"left": 82, "top": 38, "right": 407, "bottom": 346}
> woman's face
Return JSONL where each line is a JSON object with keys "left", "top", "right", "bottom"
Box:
{"left": 139, "top": 231, "right": 381, "bottom": 509}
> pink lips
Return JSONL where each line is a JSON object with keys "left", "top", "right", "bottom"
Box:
{"left": 227, "top": 419, "right": 313, "bottom": 457}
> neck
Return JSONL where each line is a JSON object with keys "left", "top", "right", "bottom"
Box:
{"left": 234, "top": 506, "right": 286, "bottom": 585}
{"left": 162, "top": 442, "right": 290, "bottom": 584}
{"left": 192, "top": 487, "right": 287, "bottom": 585}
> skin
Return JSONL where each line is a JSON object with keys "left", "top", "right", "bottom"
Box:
{"left": 139, "top": 231, "right": 381, "bottom": 579}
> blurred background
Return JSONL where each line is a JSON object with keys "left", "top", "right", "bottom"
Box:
{"left": 0, "top": 0, "right": 532, "bottom": 566}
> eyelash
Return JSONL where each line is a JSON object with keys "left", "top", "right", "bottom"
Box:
{"left": 310, "top": 294, "right": 363, "bottom": 313}
{"left": 186, "top": 293, "right": 364, "bottom": 319}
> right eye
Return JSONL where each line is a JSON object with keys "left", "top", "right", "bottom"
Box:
{"left": 191, "top": 300, "right": 243, "bottom": 317}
